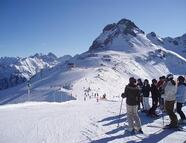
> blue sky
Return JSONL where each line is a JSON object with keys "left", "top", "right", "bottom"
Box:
{"left": 0, "top": 0, "right": 186, "bottom": 57}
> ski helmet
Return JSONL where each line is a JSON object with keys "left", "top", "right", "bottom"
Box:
{"left": 166, "top": 74, "right": 173, "bottom": 80}
{"left": 178, "top": 76, "right": 185, "bottom": 82}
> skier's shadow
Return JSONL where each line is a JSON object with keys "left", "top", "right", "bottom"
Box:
{"left": 97, "top": 111, "right": 163, "bottom": 139}
{"left": 90, "top": 132, "right": 131, "bottom": 143}
{"left": 93, "top": 111, "right": 178, "bottom": 143}
{"left": 91, "top": 128, "right": 176, "bottom": 143}
{"left": 136, "top": 128, "right": 178, "bottom": 143}
{"left": 98, "top": 113, "right": 127, "bottom": 127}
{"left": 97, "top": 113, "right": 127, "bottom": 136}
{"left": 138, "top": 112, "right": 163, "bottom": 125}
{"left": 94, "top": 113, "right": 177, "bottom": 143}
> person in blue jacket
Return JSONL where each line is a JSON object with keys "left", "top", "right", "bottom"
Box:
{"left": 176, "top": 76, "right": 186, "bottom": 124}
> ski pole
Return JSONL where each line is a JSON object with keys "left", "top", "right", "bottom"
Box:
{"left": 162, "top": 111, "right": 165, "bottom": 126}
{"left": 117, "top": 98, "right": 124, "bottom": 127}
{"left": 162, "top": 100, "right": 165, "bottom": 126}
{"left": 161, "top": 102, "right": 164, "bottom": 126}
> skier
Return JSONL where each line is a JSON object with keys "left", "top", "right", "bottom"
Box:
{"left": 121, "top": 77, "right": 143, "bottom": 134}
{"left": 157, "top": 76, "right": 166, "bottom": 110}
{"left": 27, "top": 80, "right": 31, "bottom": 100}
{"left": 142, "top": 79, "right": 151, "bottom": 112}
{"left": 163, "top": 74, "right": 178, "bottom": 128}
{"left": 137, "top": 78, "right": 144, "bottom": 110}
{"left": 84, "top": 92, "right": 87, "bottom": 101}
{"left": 176, "top": 76, "right": 186, "bottom": 124}
{"left": 148, "top": 79, "right": 160, "bottom": 117}
{"left": 96, "top": 93, "right": 99, "bottom": 102}
{"left": 102, "top": 93, "right": 106, "bottom": 99}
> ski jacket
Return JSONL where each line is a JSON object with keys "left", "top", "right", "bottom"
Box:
{"left": 142, "top": 84, "right": 151, "bottom": 97}
{"left": 157, "top": 80, "right": 164, "bottom": 88}
{"left": 176, "top": 83, "right": 186, "bottom": 103}
{"left": 122, "top": 84, "right": 140, "bottom": 106}
{"left": 150, "top": 84, "right": 160, "bottom": 99}
{"left": 163, "top": 81, "right": 177, "bottom": 101}
{"left": 137, "top": 83, "right": 143, "bottom": 96}
{"left": 157, "top": 80, "right": 165, "bottom": 95}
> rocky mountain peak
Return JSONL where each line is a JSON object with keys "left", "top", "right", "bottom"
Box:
{"left": 147, "top": 32, "right": 157, "bottom": 37}
{"left": 89, "top": 18, "right": 145, "bottom": 51}
{"left": 117, "top": 18, "right": 138, "bottom": 29}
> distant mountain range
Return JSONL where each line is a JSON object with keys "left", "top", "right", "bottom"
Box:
{"left": 0, "top": 53, "right": 72, "bottom": 90}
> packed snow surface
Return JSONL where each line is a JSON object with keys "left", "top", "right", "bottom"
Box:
{"left": 0, "top": 99, "right": 186, "bottom": 143}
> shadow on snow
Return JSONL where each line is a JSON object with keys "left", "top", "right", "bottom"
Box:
{"left": 91, "top": 111, "right": 176, "bottom": 143}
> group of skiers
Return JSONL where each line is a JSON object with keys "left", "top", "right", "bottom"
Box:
{"left": 121, "top": 74, "right": 186, "bottom": 134}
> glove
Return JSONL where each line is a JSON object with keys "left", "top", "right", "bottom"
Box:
{"left": 121, "top": 93, "right": 125, "bottom": 98}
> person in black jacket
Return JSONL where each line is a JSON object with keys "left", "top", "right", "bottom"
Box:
{"left": 121, "top": 77, "right": 143, "bottom": 133}
{"left": 148, "top": 79, "right": 160, "bottom": 117}
{"left": 137, "top": 78, "right": 144, "bottom": 110}
{"left": 157, "top": 76, "right": 166, "bottom": 109}
{"left": 142, "top": 79, "right": 151, "bottom": 112}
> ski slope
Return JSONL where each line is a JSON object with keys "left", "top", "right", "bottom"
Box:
{"left": 0, "top": 99, "right": 186, "bottom": 143}
{"left": 0, "top": 49, "right": 186, "bottom": 143}
{"left": 1, "top": 49, "right": 186, "bottom": 105}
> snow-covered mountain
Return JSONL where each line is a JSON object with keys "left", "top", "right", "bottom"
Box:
{"left": 0, "top": 53, "right": 72, "bottom": 90}
{"left": 1, "top": 18, "right": 186, "bottom": 104}
{"left": 89, "top": 19, "right": 148, "bottom": 52}
{"left": 90, "top": 18, "right": 186, "bottom": 58}
{"left": 147, "top": 32, "right": 186, "bottom": 59}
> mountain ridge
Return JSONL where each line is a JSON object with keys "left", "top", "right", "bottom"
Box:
{"left": 0, "top": 53, "right": 72, "bottom": 90}
{"left": 89, "top": 18, "right": 186, "bottom": 59}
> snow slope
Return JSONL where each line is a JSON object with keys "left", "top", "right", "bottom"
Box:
{"left": 0, "top": 49, "right": 186, "bottom": 142}
{"left": 0, "top": 100, "right": 186, "bottom": 143}
{"left": 1, "top": 49, "right": 186, "bottom": 105}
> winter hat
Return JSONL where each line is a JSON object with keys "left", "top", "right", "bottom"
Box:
{"left": 178, "top": 76, "right": 185, "bottom": 82}
{"left": 166, "top": 74, "right": 173, "bottom": 80}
